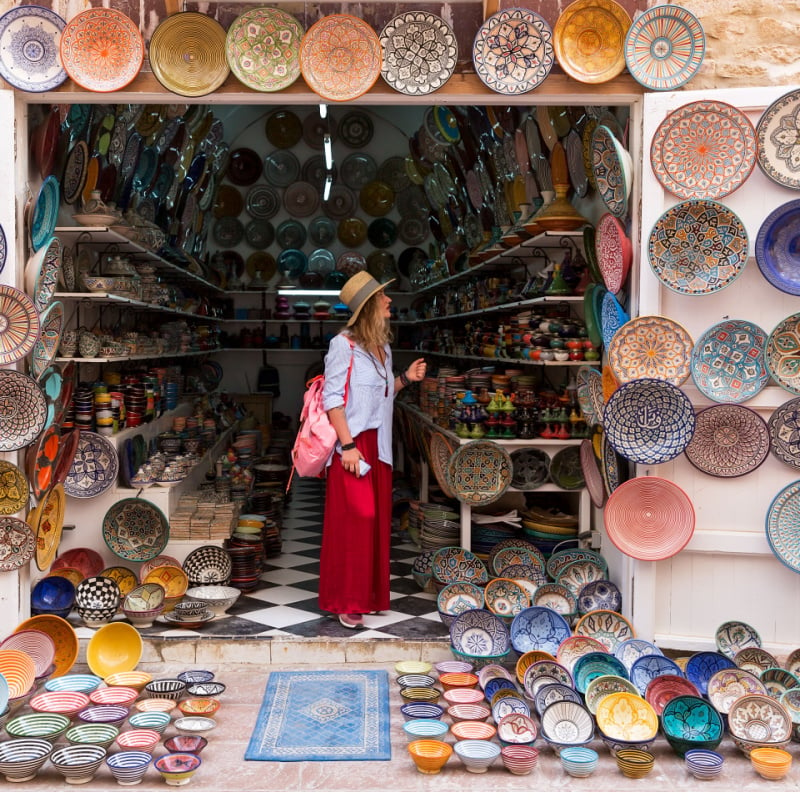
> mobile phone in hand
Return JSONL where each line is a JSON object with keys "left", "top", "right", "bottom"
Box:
{"left": 358, "top": 460, "right": 371, "bottom": 477}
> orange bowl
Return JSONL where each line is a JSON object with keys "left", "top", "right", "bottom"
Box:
{"left": 408, "top": 739, "right": 453, "bottom": 774}
{"left": 450, "top": 720, "right": 497, "bottom": 742}
{"left": 439, "top": 672, "right": 479, "bottom": 692}
{"left": 178, "top": 697, "right": 220, "bottom": 717}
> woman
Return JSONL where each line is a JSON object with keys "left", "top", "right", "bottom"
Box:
{"left": 320, "top": 272, "right": 426, "bottom": 629}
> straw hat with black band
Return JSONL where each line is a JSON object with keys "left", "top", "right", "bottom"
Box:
{"left": 339, "top": 271, "right": 395, "bottom": 326}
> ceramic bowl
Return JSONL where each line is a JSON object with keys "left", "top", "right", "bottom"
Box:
{"left": 6, "top": 712, "right": 70, "bottom": 741}
{"left": 450, "top": 720, "right": 497, "bottom": 742}
{"left": 85, "top": 621, "right": 143, "bottom": 679}
{"left": 434, "top": 660, "right": 474, "bottom": 676}
{"left": 178, "top": 697, "right": 221, "bottom": 717}
{"left": 134, "top": 697, "right": 177, "bottom": 715}
{"left": 0, "top": 737, "right": 53, "bottom": 782}
{"left": 501, "top": 744, "right": 539, "bottom": 775}
{"left": 685, "top": 748, "right": 724, "bottom": 780}
{"left": 560, "top": 746, "right": 599, "bottom": 777}
{"left": 105, "top": 750, "right": 153, "bottom": 786}
{"left": 453, "top": 739, "right": 501, "bottom": 773}
{"left": 123, "top": 583, "right": 165, "bottom": 612}
{"left": 407, "top": 739, "right": 453, "bottom": 774}
{"left": 396, "top": 674, "right": 436, "bottom": 690}
{"left": 49, "top": 743, "right": 107, "bottom": 784}
{"left": 74, "top": 576, "right": 120, "bottom": 611}
{"left": 616, "top": 747, "right": 655, "bottom": 779}
{"left": 395, "top": 660, "right": 433, "bottom": 676}
{"left": 173, "top": 601, "right": 210, "bottom": 621}
{"left": 447, "top": 703, "right": 492, "bottom": 723}
{"left": 442, "top": 687, "right": 484, "bottom": 705}
{"left": 115, "top": 728, "right": 161, "bottom": 753}
{"left": 177, "top": 669, "right": 215, "bottom": 685}
{"left": 439, "top": 672, "right": 479, "bottom": 692}
{"left": 187, "top": 681, "right": 226, "bottom": 698}
{"left": 29, "top": 690, "right": 89, "bottom": 717}
{"left": 400, "top": 686, "right": 442, "bottom": 703}
{"left": 88, "top": 686, "right": 139, "bottom": 707}
{"left": 750, "top": 747, "right": 792, "bottom": 780}
{"left": 173, "top": 716, "right": 217, "bottom": 736}
{"left": 77, "top": 704, "right": 130, "bottom": 725}
{"left": 104, "top": 670, "right": 153, "bottom": 692}
{"left": 30, "top": 576, "right": 75, "bottom": 617}
{"left": 154, "top": 752, "right": 202, "bottom": 786}
{"left": 144, "top": 678, "right": 187, "bottom": 701}
{"left": 75, "top": 605, "right": 118, "bottom": 628}
{"left": 436, "top": 582, "right": 485, "bottom": 624}
{"left": 661, "top": 695, "right": 724, "bottom": 755}
{"left": 730, "top": 733, "right": 792, "bottom": 755}
{"left": 727, "top": 693, "right": 793, "bottom": 745}
{"left": 403, "top": 719, "right": 450, "bottom": 742}
{"left": 400, "top": 702, "right": 445, "bottom": 722}
{"left": 128, "top": 710, "right": 171, "bottom": 734}
{"left": 163, "top": 734, "right": 208, "bottom": 755}
{"left": 65, "top": 722, "right": 120, "bottom": 748}
{"left": 122, "top": 604, "right": 164, "bottom": 629}
{"left": 44, "top": 674, "right": 103, "bottom": 693}
{"left": 540, "top": 701, "right": 594, "bottom": 752}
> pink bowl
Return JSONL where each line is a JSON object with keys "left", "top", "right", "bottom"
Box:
{"left": 29, "top": 690, "right": 90, "bottom": 717}
{"left": 115, "top": 729, "right": 161, "bottom": 753}
{"left": 443, "top": 688, "right": 485, "bottom": 706}
{"left": 89, "top": 686, "right": 139, "bottom": 707}
{"left": 451, "top": 720, "right": 497, "bottom": 741}
{"left": 447, "top": 703, "right": 492, "bottom": 723}
{"left": 501, "top": 744, "right": 539, "bottom": 775}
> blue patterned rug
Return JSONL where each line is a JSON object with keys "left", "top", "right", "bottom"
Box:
{"left": 245, "top": 670, "right": 391, "bottom": 761}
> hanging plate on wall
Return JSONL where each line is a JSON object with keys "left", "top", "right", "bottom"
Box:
{"left": 768, "top": 397, "right": 800, "bottom": 469}
{"left": 755, "top": 199, "right": 800, "bottom": 295}
{"left": 756, "top": 87, "right": 800, "bottom": 189}
{"left": 766, "top": 312, "right": 800, "bottom": 395}
{"left": 766, "top": 480, "right": 800, "bottom": 574}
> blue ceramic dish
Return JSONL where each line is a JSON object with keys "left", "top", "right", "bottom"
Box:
{"left": 685, "top": 651, "right": 737, "bottom": 695}
{"left": 573, "top": 652, "right": 629, "bottom": 693}
{"left": 629, "top": 654, "right": 684, "bottom": 696}
{"left": 31, "top": 576, "right": 75, "bottom": 616}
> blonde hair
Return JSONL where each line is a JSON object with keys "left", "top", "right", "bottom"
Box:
{"left": 345, "top": 291, "right": 393, "bottom": 351}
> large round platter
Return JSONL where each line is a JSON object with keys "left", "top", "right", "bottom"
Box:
{"left": 647, "top": 199, "right": 748, "bottom": 295}
{"left": 684, "top": 404, "right": 770, "bottom": 478}
{"left": 226, "top": 7, "right": 303, "bottom": 92}
{"left": 31, "top": 175, "right": 59, "bottom": 252}
{"left": 510, "top": 606, "right": 572, "bottom": 656}
{"left": 472, "top": 8, "right": 553, "bottom": 95}
{"left": 102, "top": 498, "right": 169, "bottom": 563}
{"left": 591, "top": 124, "right": 629, "bottom": 218}
{"left": 59, "top": 8, "right": 144, "bottom": 92}
{"left": 0, "top": 368, "right": 46, "bottom": 450}
{"left": 553, "top": 0, "right": 631, "bottom": 84}
{"left": 149, "top": 12, "right": 229, "bottom": 97}
{"left": 766, "top": 313, "right": 800, "bottom": 395}
{"left": 768, "top": 398, "right": 800, "bottom": 468}
{"left": 0, "top": 5, "right": 68, "bottom": 92}
{"left": 0, "top": 461, "right": 29, "bottom": 515}
{"left": 0, "top": 286, "right": 40, "bottom": 366}
{"left": 755, "top": 199, "right": 800, "bottom": 295}
{"left": 30, "top": 300, "right": 63, "bottom": 379}
{"left": 756, "top": 88, "right": 800, "bottom": 189}
{"left": 380, "top": 11, "right": 457, "bottom": 96}
{"left": 624, "top": 4, "right": 704, "bottom": 91}
{"left": 766, "top": 480, "right": 800, "bottom": 574}
{"left": 428, "top": 431, "right": 457, "bottom": 499}
{"left": 595, "top": 213, "right": 631, "bottom": 294}
{"left": 446, "top": 440, "right": 513, "bottom": 507}
{"left": 0, "top": 515, "right": 35, "bottom": 571}
{"left": 650, "top": 101, "right": 756, "bottom": 199}
{"left": 299, "top": 15, "right": 381, "bottom": 102}
{"left": 607, "top": 315, "right": 693, "bottom": 386}
{"left": 63, "top": 430, "right": 119, "bottom": 499}
{"left": 604, "top": 477, "right": 694, "bottom": 560}
{"left": 691, "top": 319, "right": 768, "bottom": 403}
{"left": 31, "top": 483, "right": 65, "bottom": 571}
{"left": 603, "top": 378, "right": 695, "bottom": 464}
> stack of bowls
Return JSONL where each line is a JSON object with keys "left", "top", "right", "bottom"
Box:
{"left": 453, "top": 739, "right": 501, "bottom": 773}
{"left": 560, "top": 746, "right": 599, "bottom": 777}
{"left": 501, "top": 744, "right": 539, "bottom": 775}
{"left": 74, "top": 576, "right": 121, "bottom": 628}
{"left": 407, "top": 739, "right": 453, "bottom": 774}
{"left": 616, "top": 748, "right": 655, "bottom": 779}
{"left": 685, "top": 748, "right": 724, "bottom": 781}
{"left": 750, "top": 747, "right": 792, "bottom": 780}
{"left": 183, "top": 585, "right": 241, "bottom": 617}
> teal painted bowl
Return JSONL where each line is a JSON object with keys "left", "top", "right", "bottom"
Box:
{"left": 662, "top": 695, "right": 724, "bottom": 756}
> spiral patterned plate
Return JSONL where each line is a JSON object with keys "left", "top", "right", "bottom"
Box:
{"left": 63, "top": 430, "right": 119, "bottom": 499}
{"left": 768, "top": 397, "right": 800, "bottom": 468}
{"left": 766, "top": 480, "right": 800, "bottom": 574}
{"left": 0, "top": 368, "right": 47, "bottom": 451}
{"left": 603, "top": 378, "right": 695, "bottom": 464}
{"left": 766, "top": 313, "right": 800, "bottom": 395}
{"left": 685, "top": 404, "right": 770, "bottom": 478}
{"left": 651, "top": 101, "right": 756, "bottom": 199}
{"left": 604, "top": 477, "right": 695, "bottom": 560}
{"left": 103, "top": 498, "right": 169, "bottom": 562}
{"left": 608, "top": 315, "right": 693, "bottom": 386}
{"left": 429, "top": 431, "right": 457, "bottom": 499}
{"left": 447, "top": 440, "right": 513, "bottom": 507}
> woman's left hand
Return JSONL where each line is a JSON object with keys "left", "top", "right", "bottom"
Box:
{"left": 406, "top": 358, "right": 426, "bottom": 382}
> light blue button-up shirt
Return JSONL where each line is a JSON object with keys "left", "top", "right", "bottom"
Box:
{"left": 322, "top": 332, "right": 395, "bottom": 466}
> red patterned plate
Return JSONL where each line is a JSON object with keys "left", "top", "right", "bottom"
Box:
{"left": 604, "top": 477, "right": 695, "bottom": 560}
{"left": 595, "top": 213, "right": 631, "bottom": 294}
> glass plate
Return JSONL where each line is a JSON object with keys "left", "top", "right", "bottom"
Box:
{"left": 244, "top": 219, "right": 274, "bottom": 249}
{"left": 263, "top": 149, "right": 299, "bottom": 188}
{"left": 472, "top": 8, "right": 553, "bottom": 95}
{"left": 338, "top": 110, "right": 374, "bottom": 148}
{"left": 603, "top": 377, "right": 695, "bottom": 465}
{"left": 651, "top": 101, "right": 756, "bottom": 199}
{"left": 275, "top": 219, "right": 306, "bottom": 250}
{"left": 0, "top": 5, "right": 67, "bottom": 92}
{"left": 379, "top": 11, "right": 457, "bottom": 95}
{"left": 768, "top": 397, "right": 800, "bottom": 468}
{"left": 767, "top": 312, "right": 800, "bottom": 394}
{"left": 341, "top": 153, "right": 378, "bottom": 191}
{"left": 446, "top": 440, "right": 513, "bottom": 507}
{"left": 245, "top": 184, "right": 280, "bottom": 219}
{"left": 685, "top": 404, "right": 769, "bottom": 478}
{"left": 624, "top": 4, "right": 705, "bottom": 91}
{"left": 308, "top": 216, "right": 337, "bottom": 247}
{"left": 766, "top": 480, "right": 800, "bottom": 575}
{"left": 102, "top": 498, "right": 169, "bottom": 562}
{"left": 212, "top": 185, "right": 243, "bottom": 219}
{"left": 60, "top": 8, "right": 144, "bottom": 92}
{"left": 756, "top": 87, "right": 800, "bottom": 189}
{"left": 225, "top": 7, "right": 303, "bottom": 92}
{"left": 63, "top": 430, "right": 119, "bottom": 499}
{"left": 756, "top": 199, "right": 800, "bottom": 295}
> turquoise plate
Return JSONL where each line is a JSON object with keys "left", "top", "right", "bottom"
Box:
{"left": 31, "top": 175, "right": 59, "bottom": 251}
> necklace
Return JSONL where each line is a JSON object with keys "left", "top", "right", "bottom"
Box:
{"left": 368, "top": 351, "right": 389, "bottom": 397}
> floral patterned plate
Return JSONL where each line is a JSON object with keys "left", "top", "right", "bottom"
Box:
{"left": 449, "top": 608, "right": 511, "bottom": 657}
{"left": 63, "top": 430, "right": 119, "bottom": 499}
{"left": 574, "top": 610, "right": 635, "bottom": 652}
{"left": 102, "top": 498, "right": 169, "bottom": 562}
{"left": 509, "top": 606, "right": 571, "bottom": 655}
{"left": 766, "top": 313, "right": 800, "bottom": 394}
{"left": 757, "top": 87, "right": 800, "bottom": 189}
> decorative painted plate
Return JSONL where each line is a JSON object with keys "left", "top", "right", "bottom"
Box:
{"left": 447, "top": 440, "right": 513, "bottom": 506}
{"left": 755, "top": 199, "right": 800, "bottom": 295}
{"left": 0, "top": 285, "right": 39, "bottom": 366}
{"left": 25, "top": 236, "right": 60, "bottom": 314}
{"left": 0, "top": 5, "right": 68, "bottom": 91}
{"left": 449, "top": 608, "right": 511, "bottom": 657}
{"left": 595, "top": 213, "right": 631, "bottom": 294}
{"left": 608, "top": 315, "right": 693, "bottom": 386}
{"left": 767, "top": 313, "right": 800, "bottom": 395}
{"left": 472, "top": 8, "right": 553, "bottom": 95}
{"left": 685, "top": 404, "right": 770, "bottom": 478}
{"left": 603, "top": 378, "right": 695, "bottom": 465}
{"left": 0, "top": 461, "right": 28, "bottom": 515}
{"left": 691, "top": 320, "right": 768, "bottom": 403}
{"left": 509, "top": 606, "right": 572, "bottom": 656}
{"left": 429, "top": 431, "right": 457, "bottom": 499}
{"left": 0, "top": 515, "right": 35, "bottom": 572}
{"left": 715, "top": 620, "right": 762, "bottom": 659}
{"left": 648, "top": 199, "right": 748, "bottom": 295}
{"left": 576, "top": 365, "right": 604, "bottom": 426}
{"left": 553, "top": 0, "right": 631, "bottom": 84}
{"left": 60, "top": 8, "right": 144, "bottom": 92}
{"left": 103, "top": 498, "right": 168, "bottom": 562}
{"left": 574, "top": 610, "right": 635, "bottom": 652}
{"left": 338, "top": 111, "right": 373, "bottom": 148}
{"left": 766, "top": 480, "right": 800, "bottom": 574}
{"left": 624, "top": 4, "right": 704, "bottom": 91}
{"left": 615, "top": 639, "right": 663, "bottom": 672}
{"left": 62, "top": 140, "right": 89, "bottom": 206}
{"left": 605, "top": 477, "right": 695, "bottom": 560}
{"left": 63, "top": 430, "right": 119, "bottom": 499}
{"left": 600, "top": 290, "right": 629, "bottom": 350}
{"left": 31, "top": 483, "right": 65, "bottom": 572}
{"left": 757, "top": 87, "right": 800, "bottom": 189}
{"left": 580, "top": 439, "right": 606, "bottom": 508}
{"left": 768, "top": 398, "right": 800, "bottom": 468}
{"left": 25, "top": 421, "right": 60, "bottom": 501}
{"left": 225, "top": 7, "right": 303, "bottom": 92}
{"left": 651, "top": 101, "right": 756, "bottom": 199}
{"left": 591, "top": 124, "right": 629, "bottom": 218}
{"left": 595, "top": 692, "right": 658, "bottom": 741}
{"left": 299, "top": 15, "right": 382, "bottom": 102}
{"left": 557, "top": 635, "right": 609, "bottom": 672}
{"left": 380, "top": 11, "right": 457, "bottom": 95}
{"left": 30, "top": 299, "right": 62, "bottom": 381}
{"left": 0, "top": 368, "right": 46, "bottom": 451}
{"left": 31, "top": 174, "right": 59, "bottom": 252}
{"left": 601, "top": 433, "right": 628, "bottom": 498}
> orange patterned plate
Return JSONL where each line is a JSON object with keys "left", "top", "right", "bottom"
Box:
{"left": 60, "top": 8, "right": 144, "bottom": 92}
{"left": 299, "top": 15, "right": 382, "bottom": 102}
{"left": 31, "top": 483, "right": 65, "bottom": 572}
{"left": 14, "top": 613, "right": 78, "bottom": 678}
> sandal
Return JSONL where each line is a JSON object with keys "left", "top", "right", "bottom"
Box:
{"left": 338, "top": 613, "right": 364, "bottom": 629}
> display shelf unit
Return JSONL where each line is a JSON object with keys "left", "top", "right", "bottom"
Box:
{"left": 54, "top": 291, "right": 225, "bottom": 323}
{"left": 414, "top": 349, "right": 601, "bottom": 367}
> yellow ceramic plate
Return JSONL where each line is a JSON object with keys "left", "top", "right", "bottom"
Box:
{"left": 395, "top": 660, "right": 433, "bottom": 676}
{"left": 14, "top": 613, "right": 78, "bottom": 678}
{"left": 86, "top": 621, "right": 143, "bottom": 679}
{"left": 31, "top": 483, "right": 65, "bottom": 571}
{"left": 595, "top": 691, "right": 658, "bottom": 740}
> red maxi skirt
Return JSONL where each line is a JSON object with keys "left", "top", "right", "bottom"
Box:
{"left": 318, "top": 428, "right": 392, "bottom": 615}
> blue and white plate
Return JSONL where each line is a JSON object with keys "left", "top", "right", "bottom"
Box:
{"left": 449, "top": 609, "right": 510, "bottom": 657}
{"left": 685, "top": 651, "right": 737, "bottom": 695}
{"left": 63, "top": 430, "right": 119, "bottom": 499}
{"left": 629, "top": 654, "right": 683, "bottom": 696}
{"left": 577, "top": 579, "right": 622, "bottom": 615}
{"left": 756, "top": 199, "right": 800, "bottom": 295}
{"left": 614, "top": 638, "right": 663, "bottom": 672}
{"left": 509, "top": 606, "right": 571, "bottom": 656}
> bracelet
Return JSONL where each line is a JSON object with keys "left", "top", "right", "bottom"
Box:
{"left": 399, "top": 371, "right": 411, "bottom": 387}
{"left": 341, "top": 442, "right": 357, "bottom": 451}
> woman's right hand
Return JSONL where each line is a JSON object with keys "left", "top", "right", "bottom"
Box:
{"left": 341, "top": 447, "right": 362, "bottom": 474}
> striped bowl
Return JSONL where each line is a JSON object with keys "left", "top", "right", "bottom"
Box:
{"left": 115, "top": 728, "right": 161, "bottom": 753}
{"left": 30, "top": 690, "right": 90, "bottom": 717}
{"left": 434, "top": 660, "right": 474, "bottom": 675}
{"left": 65, "top": 723, "right": 120, "bottom": 748}
{"left": 134, "top": 697, "right": 177, "bottom": 715}
{"left": 454, "top": 739, "right": 502, "bottom": 773}
{"left": 0, "top": 737, "right": 54, "bottom": 782}
{"left": 128, "top": 711, "right": 171, "bottom": 734}
{"left": 403, "top": 719, "right": 450, "bottom": 742}
{"left": 6, "top": 712, "right": 71, "bottom": 741}
{"left": 88, "top": 686, "right": 138, "bottom": 707}
{"left": 439, "top": 672, "right": 480, "bottom": 692}
{"left": 77, "top": 704, "right": 130, "bottom": 725}
{"left": 450, "top": 720, "right": 497, "bottom": 742}
{"left": 144, "top": 678, "right": 187, "bottom": 701}
{"left": 103, "top": 671, "right": 152, "bottom": 692}
{"left": 105, "top": 750, "right": 153, "bottom": 786}
{"left": 0, "top": 649, "right": 36, "bottom": 698}
{"left": 407, "top": 739, "right": 453, "bottom": 774}
{"left": 560, "top": 746, "right": 599, "bottom": 777}
{"left": 176, "top": 669, "right": 215, "bottom": 685}
{"left": 0, "top": 631, "right": 55, "bottom": 679}
{"left": 44, "top": 674, "right": 103, "bottom": 694}
{"left": 501, "top": 744, "right": 540, "bottom": 775}
{"left": 49, "top": 743, "right": 106, "bottom": 784}
{"left": 400, "top": 686, "right": 442, "bottom": 703}
{"left": 685, "top": 748, "right": 724, "bottom": 780}
{"left": 447, "top": 703, "right": 492, "bottom": 723}
{"left": 396, "top": 674, "right": 436, "bottom": 690}
{"left": 400, "top": 702, "right": 445, "bottom": 722}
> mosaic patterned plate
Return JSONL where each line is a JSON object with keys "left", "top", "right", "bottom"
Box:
{"left": 446, "top": 440, "right": 513, "bottom": 507}
{"left": 766, "top": 313, "right": 800, "bottom": 395}
{"left": 31, "top": 175, "right": 59, "bottom": 252}
{"left": 624, "top": 4, "right": 705, "bottom": 90}
{"left": 428, "top": 431, "right": 457, "bottom": 499}
{"left": 59, "top": 7, "right": 144, "bottom": 92}
{"left": 756, "top": 88, "right": 800, "bottom": 189}
{"left": 449, "top": 608, "right": 510, "bottom": 657}
{"left": 0, "top": 285, "right": 40, "bottom": 366}
{"left": 0, "top": 5, "right": 67, "bottom": 92}
{"left": 63, "top": 430, "right": 119, "bottom": 499}
{"left": 607, "top": 315, "right": 693, "bottom": 386}
{"left": 595, "top": 213, "right": 631, "bottom": 294}
{"left": 691, "top": 320, "right": 768, "bottom": 403}
{"left": 600, "top": 290, "right": 629, "bottom": 350}
{"left": 26, "top": 236, "right": 60, "bottom": 314}
{"left": 553, "top": 0, "right": 631, "bottom": 84}
{"left": 576, "top": 366, "right": 604, "bottom": 427}
{"left": 574, "top": 610, "right": 635, "bottom": 652}
{"left": 30, "top": 299, "right": 62, "bottom": 381}
{"left": 684, "top": 404, "right": 770, "bottom": 478}
{"left": 591, "top": 124, "right": 629, "bottom": 218}
{"left": 31, "top": 483, "right": 65, "bottom": 572}
{"left": 0, "top": 461, "right": 29, "bottom": 515}
{"left": 0, "top": 515, "right": 35, "bottom": 571}
{"left": 648, "top": 199, "right": 748, "bottom": 295}
{"left": 768, "top": 397, "right": 800, "bottom": 468}
{"left": 509, "top": 606, "right": 572, "bottom": 656}
{"left": 299, "top": 15, "right": 381, "bottom": 102}
{"left": 755, "top": 199, "right": 800, "bottom": 295}
{"left": 727, "top": 693, "right": 791, "bottom": 741}
{"left": 472, "top": 8, "right": 553, "bottom": 94}
{"left": 603, "top": 378, "right": 695, "bottom": 465}
{"left": 380, "top": 11, "right": 457, "bottom": 95}
{"left": 651, "top": 101, "right": 756, "bottom": 199}
{"left": 766, "top": 480, "right": 800, "bottom": 574}
{"left": 0, "top": 368, "right": 46, "bottom": 451}
{"left": 226, "top": 7, "right": 303, "bottom": 92}
{"left": 103, "top": 498, "right": 169, "bottom": 563}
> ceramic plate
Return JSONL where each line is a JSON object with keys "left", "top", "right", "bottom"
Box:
{"left": 341, "top": 153, "right": 377, "bottom": 191}
{"left": 447, "top": 440, "right": 513, "bottom": 507}
{"left": 768, "top": 398, "right": 800, "bottom": 468}
{"left": 756, "top": 199, "right": 800, "bottom": 295}
{"left": 245, "top": 184, "right": 280, "bottom": 219}
{"left": 31, "top": 175, "right": 59, "bottom": 252}
{"left": 62, "top": 140, "right": 89, "bottom": 206}
{"left": 0, "top": 285, "right": 40, "bottom": 366}
{"left": 651, "top": 100, "right": 756, "bottom": 199}
{"left": 595, "top": 212, "right": 631, "bottom": 294}
{"left": 338, "top": 110, "right": 374, "bottom": 148}
{"left": 429, "top": 431, "right": 457, "bottom": 498}
{"left": 767, "top": 313, "right": 800, "bottom": 395}
{"left": 60, "top": 8, "right": 144, "bottom": 92}
{"left": 380, "top": 11, "right": 457, "bottom": 95}
{"left": 226, "top": 148, "right": 262, "bottom": 186}
{"left": 472, "top": 8, "right": 553, "bottom": 95}
{"left": 603, "top": 378, "right": 695, "bottom": 464}
{"left": 103, "top": 498, "right": 169, "bottom": 562}
{"left": 0, "top": 368, "right": 46, "bottom": 451}
{"left": 757, "top": 87, "right": 800, "bottom": 189}
{"left": 63, "top": 430, "right": 119, "bottom": 499}
{"left": 580, "top": 439, "right": 606, "bottom": 508}
{"left": 265, "top": 110, "right": 303, "bottom": 149}
{"left": 648, "top": 199, "right": 748, "bottom": 295}
{"left": 685, "top": 404, "right": 770, "bottom": 478}
{"left": 0, "top": 5, "right": 68, "bottom": 91}
{"left": 225, "top": 7, "right": 303, "bottom": 92}
{"left": 600, "top": 291, "right": 629, "bottom": 350}
{"left": 553, "top": 0, "right": 631, "bottom": 84}
{"left": 25, "top": 236, "right": 60, "bottom": 315}
{"left": 766, "top": 480, "right": 800, "bottom": 574}
{"left": 0, "top": 515, "right": 35, "bottom": 572}
{"left": 574, "top": 610, "right": 635, "bottom": 652}
{"left": 299, "top": 15, "right": 381, "bottom": 102}
{"left": 591, "top": 124, "right": 629, "bottom": 218}
{"left": 31, "top": 483, "right": 65, "bottom": 572}
{"left": 0, "top": 461, "right": 29, "bottom": 515}
{"left": 691, "top": 319, "right": 768, "bottom": 403}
